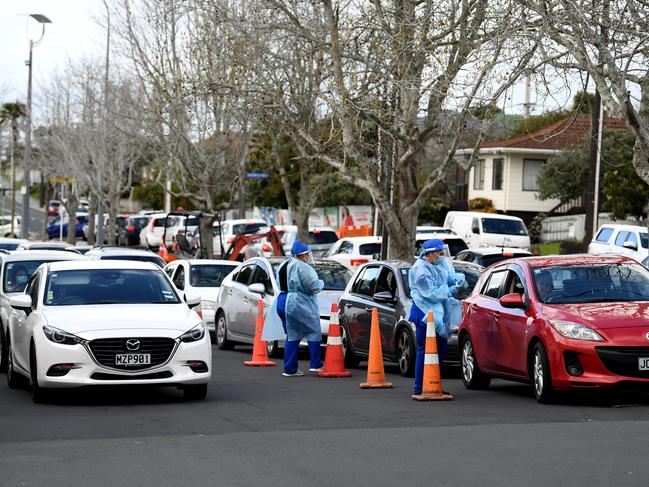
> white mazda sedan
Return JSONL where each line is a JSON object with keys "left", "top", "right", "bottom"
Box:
{"left": 5, "top": 260, "right": 211, "bottom": 402}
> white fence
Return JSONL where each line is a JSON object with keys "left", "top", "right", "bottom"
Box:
{"left": 541, "top": 214, "right": 645, "bottom": 242}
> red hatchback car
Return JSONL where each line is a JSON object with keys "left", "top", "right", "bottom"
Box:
{"left": 458, "top": 254, "right": 649, "bottom": 402}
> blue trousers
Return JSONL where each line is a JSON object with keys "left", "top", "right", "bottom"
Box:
{"left": 278, "top": 292, "right": 322, "bottom": 373}
{"left": 410, "top": 304, "right": 447, "bottom": 395}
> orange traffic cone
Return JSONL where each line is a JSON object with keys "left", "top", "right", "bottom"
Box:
{"left": 317, "top": 303, "right": 352, "bottom": 378}
{"left": 244, "top": 299, "right": 276, "bottom": 367}
{"left": 412, "top": 311, "right": 453, "bottom": 401}
{"left": 360, "top": 308, "right": 393, "bottom": 388}
{"left": 159, "top": 243, "right": 168, "bottom": 260}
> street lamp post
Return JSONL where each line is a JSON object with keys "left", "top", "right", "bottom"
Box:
{"left": 96, "top": 1, "right": 110, "bottom": 245}
{"left": 22, "top": 13, "right": 52, "bottom": 240}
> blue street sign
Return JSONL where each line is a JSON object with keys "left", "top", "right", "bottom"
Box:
{"left": 246, "top": 172, "right": 270, "bottom": 179}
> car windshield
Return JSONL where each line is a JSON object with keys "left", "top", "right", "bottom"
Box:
{"left": 481, "top": 218, "right": 528, "bottom": 236}
{"left": 314, "top": 264, "right": 352, "bottom": 291}
{"left": 101, "top": 255, "right": 166, "bottom": 268}
{"left": 190, "top": 264, "right": 237, "bottom": 287}
{"left": 153, "top": 216, "right": 181, "bottom": 228}
{"left": 307, "top": 231, "right": 338, "bottom": 245}
{"left": 45, "top": 269, "right": 180, "bottom": 306}
{"left": 480, "top": 253, "right": 530, "bottom": 267}
{"left": 232, "top": 223, "right": 267, "bottom": 235}
{"left": 532, "top": 264, "right": 649, "bottom": 304}
{"left": 641, "top": 233, "right": 649, "bottom": 249}
{"left": 0, "top": 242, "right": 21, "bottom": 251}
{"left": 4, "top": 260, "right": 56, "bottom": 293}
{"left": 359, "top": 243, "right": 381, "bottom": 256}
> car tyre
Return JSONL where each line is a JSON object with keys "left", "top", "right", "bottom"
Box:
{"left": 183, "top": 383, "right": 208, "bottom": 400}
{"left": 340, "top": 322, "right": 360, "bottom": 368}
{"left": 6, "top": 340, "right": 27, "bottom": 389}
{"left": 216, "top": 312, "right": 234, "bottom": 350}
{"left": 396, "top": 328, "right": 416, "bottom": 377}
{"left": 531, "top": 342, "right": 555, "bottom": 403}
{"left": 0, "top": 327, "right": 7, "bottom": 373}
{"left": 30, "top": 344, "right": 48, "bottom": 404}
{"left": 460, "top": 335, "right": 491, "bottom": 390}
{"left": 267, "top": 340, "right": 282, "bottom": 358}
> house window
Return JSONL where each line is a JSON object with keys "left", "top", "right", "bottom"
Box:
{"left": 492, "top": 158, "right": 503, "bottom": 190}
{"left": 522, "top": 159, "right": 545, "bottom": 191}
{"left": 473, "top": 159, "right": 485, "bottom": 190}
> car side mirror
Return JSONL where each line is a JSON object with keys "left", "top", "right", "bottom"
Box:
{"left": 373, "top": 290, "right": 396, "bottom": 303}
{"left": 248, "top": 283, "right": 266, "bottom": 296}
{"left": 185, "top": 293, "right": 201, "bottom": 309}
{"left": 499, "top": 293, "right": 526, "bottom": 309}
{"left": 10, "top": 295, "right": 32, "bottom": 314}
{"left": 623, "top": 241, "right": 638, "bottom": 251}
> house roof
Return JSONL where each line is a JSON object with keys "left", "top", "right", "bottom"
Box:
{"left": 477, "top": 116, "right": 627, "bottom": 151}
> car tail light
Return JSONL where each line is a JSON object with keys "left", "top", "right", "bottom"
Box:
{"left": 350, "top": 259, "right": 369, "bottom": 266}
{"left": 127, "top": 225, "right": 136, "bottom": 233}
{"left": 262, "top": 243, "right": 271, "bottom": 252}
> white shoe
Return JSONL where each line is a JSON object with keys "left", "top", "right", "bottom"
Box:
{"left": 309, "top": 367, "right": 324, "bottom": 373}
{"left": 282, "top": 370, "right": 304, "bottom": 377}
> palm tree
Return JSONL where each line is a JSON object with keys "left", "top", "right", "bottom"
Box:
{"left": 0, "top": 101, "right": 27, "bottom": 236}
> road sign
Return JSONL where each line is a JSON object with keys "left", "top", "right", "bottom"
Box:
{"left": 49, "top": 176, "right": 75, "bottom": 184}
{"left": 246, "top": 172, "right": 270, "bottom": 180}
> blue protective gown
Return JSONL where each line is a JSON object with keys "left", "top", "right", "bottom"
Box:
{"left": 285, "top": 258, "right": 324, "bottom": 342}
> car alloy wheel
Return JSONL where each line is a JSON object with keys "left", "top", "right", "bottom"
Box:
{"left": 340, "top": 323, "right": 360, "bottom": 368}
{"left": 216, "top": 313, "right": 234, "bottom": 350}
{"left": 460, "top": 335, "right": 490, "bottom": 390}
{"left": 533, "top": 351, "right": 543, "bottom": 396}
{"left": 532, "top": 342, "right": 555, "bottom": 403}
{"left": 266, "top": 340, "right": 281, "bottom": 358}
{"left": 397, "top": 329, "right": 415, "bottom": 377}
{"left": 462, "top": 339, "right": 474, "bottom": 383}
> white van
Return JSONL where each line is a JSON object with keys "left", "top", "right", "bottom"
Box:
{"left": 443, "top": 211, "right": 530, "bottom": 250}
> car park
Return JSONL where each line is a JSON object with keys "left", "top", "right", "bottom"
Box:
{"left": 5, "top": 260, "right": 210, "bottom": 402}
{"left": 0, "top": 237, "right": 27, "bottom": 251}
{"left": 0, "top": 250, "right": 87, "bottom": 372}
{"left": 415, "top": 233, "right": 468, "bottom": 257}
{"left": 444, "top": 211, "right": 531, "bottom": 249}
{"left": 454, "top": 247, "right": 533, "bottom": 267}
{"left": 83, "top": 214, "right": 129, "bottom": 244}
{"left": 325, "top": 236, "right": 382, "bottom": 269}
{"left": 458, "top": 254, "right": 649, "bottom": 402}
{"left": 588, "top": 224, "right": 648, "bottom": 263}
{"left": 280, "top": 226, "right": 339, "bottom": 257}
{"left": 140, "top": 213, "right": 198, "bottom": 250}
{"left": 118, "top": 215, "right": 152, "bottom": 246}
{"left": 47, "top": 215, "right": 88, "bottom": 240}
{"left": 85, "top": 247, "right": 166, "bottom": 268}
{"left": 211, "top": 219, "right": 268, "bottom": 257}
{"left": 164, "top": 259, "right": 240, "bottom": 336}
{"left": 338, "top": 259, "right": 482, "bottom": 376}
{"left": 47, "top": 200, "right": 61, "bottom": 217}
{"left": 214, "top": 257, "right": 352, "bottom": 356}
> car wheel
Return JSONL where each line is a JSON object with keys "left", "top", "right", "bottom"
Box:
{"left": 216, "top": 312, "right": 234, "bottom": 350}
{"left": 460, "top": 335, "right": 491, "bottom": 390}
{"left": 531, "top": 342, "right": 555, "bottom": 403}
{"left": 6, "top": 340, "right": 27, "bottom": 389}
{"left": 267, "top": 340, "right": 282, "bottom": 358}
{"left": 30, "top": 343, "right": 49, "bottom": 403}
{"left": 183, "top": 383, "right": 208, "bottom": 400}
{"left": 340, "top": 322, "right": 360, "bottom": 368}
{"left": 0, "top": 327, "right": 7, "bottom": 373}
{"left": 396, "top": 328, "right": 416, "bottom": 377}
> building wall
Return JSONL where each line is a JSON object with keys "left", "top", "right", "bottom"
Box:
{"left": 468, "top": 153, "right": 560, "bottom": 213}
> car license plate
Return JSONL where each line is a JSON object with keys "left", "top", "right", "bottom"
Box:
{"left": 115, "top": 354, "right": 151, "bottom": 366}
{"left": 638, "top": 358, "right": 649, "bottom": 370}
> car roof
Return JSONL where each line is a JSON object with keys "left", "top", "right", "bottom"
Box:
{"left": 447, "top": 211, "right": 524, "bottom": 221}
{"left": 0, "top": 237, "right": 27, "bottom": 244}
{"left": 596, "top": 223, "right": 648, "bottom": 232}
{"left": 47, "top": 260, "right": 159, "bottom": 272}
{"left": 416, "top": 233, "right": 465, "bottom": 241}
{"left": 214, "top": 219, "right": 267, "bottom": 226}
{"left": 174, "top": 259, "right": 240, "bottom": 266}
{"left": 462, "top": 247, "right": 532, "bottom": 256}
{"left": 3, "top": 250, "right": 87, "bottom": 262}
{"left": 87, "top": 247, "right": 159, "bottom": 257}
{"left": 511, "top": 254, "right": 636, "bottom": 268}
{"left": 341, "top": 236, "right": 382, "bottom": 243}
{"left": 17, "top": 242, "right": 74, "bottom": 249}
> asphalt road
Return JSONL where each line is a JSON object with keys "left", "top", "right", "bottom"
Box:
{"left": 0, "top": 186, "right": 45, "bottom": 238}
{"left": 1, "top": 346, "right": 649, "bottom": 487}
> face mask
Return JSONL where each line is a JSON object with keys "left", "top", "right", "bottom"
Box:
{"left": 16, "top": 275, "right": 27, "bottom": 284}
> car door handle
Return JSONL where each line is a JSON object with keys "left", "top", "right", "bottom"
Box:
{"left": 345, "top": 303, "right": 353, "bottom": 308}
{"left": 243, "top": 297, "right": 249, "bottom": 303}
{"left": 364, "top": 306, "right": 372, "bottom": 312}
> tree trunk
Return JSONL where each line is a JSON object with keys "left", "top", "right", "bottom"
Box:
{"left": 86, "top": 193, "right": 97, "bottom": 246}
{"left": 107, "top": 198, "right": 117, "bottom": 246}
{"left": 198, "top": 215, "right": 215, "bottom": 258}
{"left": 62, "top": 191, "right": 79, "bottom": 245}
{"left": 40, "top": 184, "right": 52, "bottom": 241}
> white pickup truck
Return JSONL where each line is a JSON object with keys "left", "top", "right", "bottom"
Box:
{"left": 588, "top": 224, "right": 649, "bottom": 263}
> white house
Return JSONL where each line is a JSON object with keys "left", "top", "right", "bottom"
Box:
{"left": 456, "top": 116, "right": 626, "bottom": 222}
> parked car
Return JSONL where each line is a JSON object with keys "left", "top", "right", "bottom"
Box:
{"left": 65, "top": 245, "right": 93, "bottom": 255}
{"left": 444, "top": 211, "right": 531, "bottom": 249}
{"left": 280, "top": 226, "right": 339, "bottom": 257}
{"left": 84, "top": 247, "right": 166, "bottom": 268}
{"left": 325, "top": 236, "right": 382, "bottom": 269}
{"left": 338, "top": 259, "right": 482, "bottom": 376}
{"left": 5, "top": 260, "right": 210, "bottom": 402}
{"left": 0, "top": 237, "right": 27, "bottom": 251}
{"left": 164, "top": 259, "right": 240, "bottom": 336}
{"left": 454, "top": 247, "right": 533, "bottom": 267}
{"left": 0, "top": 250, "right": 87, "bottom": 373}
{"left": 140, "top": 214, "right": 199, "bottom": 250}
{"left": 214, "top": 257, "right": 352, "bottom": 356}
{"left": 83, "top": 214, "right": 129, "bottom": 243}
{"left": 211, "top": 219, "right": 268, "bottom": 257}
{"left": 588, "top": 224, "right": 648, "bottom": 263}
{"left": 47, "top": 200, "right": 61, "bottom": 217}
{"left": 15, "top": 241, "right": 79, "bottom": 252}
{"left": 0, "top": 215, "right": 21, "bottom": 238}
{"left": 47, "top": 215, "right": 88, "bottom": 240}
{"left": 118, "top": 215, "right": 152, "bottom": 247}
{"left": 415, "top": 233, "right": 468, "bottom": 257}
{"left": 458, "top": 254, "right": 649, "bottom": 403}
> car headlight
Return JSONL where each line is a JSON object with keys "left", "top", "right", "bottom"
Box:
{"left": 550, "top": 321, "right": 604, "bottom": 341}
{"left": 200, "top": 300, "right": 216, "bottom": 312}
{"left": 179, "top": 323, "right": 205, "bottom": 343}
{"left": 43, "top": 325, "right": 83, "bottom": 345}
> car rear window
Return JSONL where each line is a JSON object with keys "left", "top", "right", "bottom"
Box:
{"left": 481, "top": 218, "right": 528, "bottom": 236}
{"left": 190, "top": 264, "right": 237, "bottom": 287}
{"left": 231, "top": 223, "right": 267, "bottom": 235}
{"left": 153, "top": 216, "right": 181, "bottom": 228}
{"left": 595, "top": 227, "right": 613, "bottom": 242}
{"left": 479, "top": 253, "right": 530, "bottom": 267}
{"left": 307, "top": 231, "right": 338, "bottom": 245}
{"left": 359, "top": 243, "right": 381, "bottom": 256}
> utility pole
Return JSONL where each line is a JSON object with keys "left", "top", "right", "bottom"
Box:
{"left": 97, "top": 0, "right": 110, "bottom": 245}
{"left": 583, "top": 91, "right": 602, "bottom": 244}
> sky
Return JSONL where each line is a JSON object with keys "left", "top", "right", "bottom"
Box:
{"left": 0, "top": 0, "right": 103, "bottom": 112}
